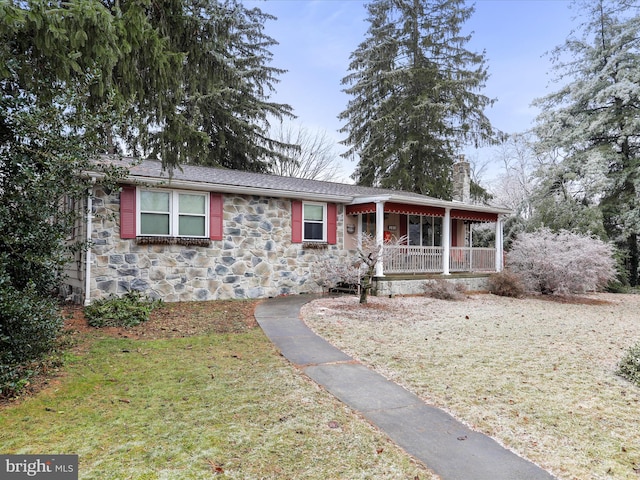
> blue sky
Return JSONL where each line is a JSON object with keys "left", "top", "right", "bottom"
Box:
{"left": 247, "top": 0, "right": 578, "bottom": 181}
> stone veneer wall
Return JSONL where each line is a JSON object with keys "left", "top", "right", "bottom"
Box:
{"left": 373, "top": 274, "right": 490, "bottom": 296}
{"left": 86, "top": 186, "right": 346, "bottom": 303}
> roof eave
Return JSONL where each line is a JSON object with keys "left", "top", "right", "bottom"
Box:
{"left": 350, "top": 194, "right": 511, "bottom": 215}
{"left": 122, "top": 175, "right": 354, "bottom": 203}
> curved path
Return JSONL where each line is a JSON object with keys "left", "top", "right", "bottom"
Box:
{"left": 255, "top": 294, "right": 556, "bottom": 480}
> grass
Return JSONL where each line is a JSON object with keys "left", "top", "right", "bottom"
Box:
{"left": 302, "top": 293, "right": 640, "bottom": 480}
{"left": 0, "top": 300, "right": 432, "bottom": 479}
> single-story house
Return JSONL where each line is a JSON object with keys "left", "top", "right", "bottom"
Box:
{"left": 62, "top": 158, "right": 510, "bottom": 305}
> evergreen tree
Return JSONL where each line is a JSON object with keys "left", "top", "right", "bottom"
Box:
{"left": 0, "top": 0, "right": 290, "bottom": 392}
{"left": 339, "top": 0, "right": 495, "bottom": 198}
{"left": 532, "top": 0, "right": 640, "bottom": 285}
{"left": 2, "top": 0, "right": 292, "bottom": 173}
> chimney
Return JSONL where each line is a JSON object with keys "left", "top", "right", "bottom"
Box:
{"left": 452, "top": 155, "right": 470, "bottom": 203}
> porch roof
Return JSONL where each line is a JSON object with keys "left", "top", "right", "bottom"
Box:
{"left": 345, "top": 203, "right": 501, "bottom": 221}
{"left": 95, "top": 157, "right": 510, "bottom": 217}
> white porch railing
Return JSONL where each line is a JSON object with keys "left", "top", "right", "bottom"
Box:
{"left": 449, "top": 247, "right": 496, "bottom": 272}
{"left": 384, "top": 246, "right": 443, "bottom": 273}
{"left": 383, "top": 246, "right": 496, "bottom": 274}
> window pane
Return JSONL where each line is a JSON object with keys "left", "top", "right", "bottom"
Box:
{"left": 304, "top": 204, "right": 324, "bottom": 221}
{"left": 179, "top": 194, "right": 205, "bottom": 214}
{"left": 304, "top": 222, "right": 323, "bottom": 240}
{"left": 141, "top": 213, "right": 170, "bottom": 235}
{"left": 433, "top": 217, "right": 442, "bottom": 246}
{"left": 141, "top": 191, "right": 170, "bottom": 212}
{"left": 179, "top": 216, "right": 205, "bottom": 236}
{"left": 408, "top": 215, "right": 420, "bottom": 245}
{"left": 362, "top": 212, "right": 376, "bottom": 236}
{"left": 422, "top": 216, "right": 432, "bottom": 246}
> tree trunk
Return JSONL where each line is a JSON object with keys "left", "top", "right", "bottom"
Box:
{"left": 628, "top": 234, "right": 639, "bottom": 287}
{"left": 360, "top": 276, "right": 369, "bottom": 304}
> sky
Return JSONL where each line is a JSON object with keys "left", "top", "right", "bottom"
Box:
{"left": 245, "top": 0, "right": 580, "bottom": 182}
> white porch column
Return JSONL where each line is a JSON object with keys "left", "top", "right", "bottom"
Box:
{"left": 375, "top": 200, "right": 385, "bottom": 277}
{"left": 442, "top": 208, "right": 451, "bottom": 275}
{"left": 495, "top": 216, "right": 504, "bottom": 272}
{"left": 376, "top": 202, "right": 384, "bottom": 277}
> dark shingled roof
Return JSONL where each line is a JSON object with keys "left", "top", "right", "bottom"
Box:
{"left": 101, "top": 157, "right": 510, "bottom": 214}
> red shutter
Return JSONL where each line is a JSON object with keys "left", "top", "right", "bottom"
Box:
{"left": 399, "top": 214, "right": 408, "bottom": 244}
{"left": 120, "top": 185, "right": 136, "bottom": 239}
{"left": 209, "top": 193, "right": 224, "bottom": 240}
{"left": 327, "top": 203, "right": 337, "bottom": 244}
{"left": 291, "top": 200, "right": 302, "bottom": 243}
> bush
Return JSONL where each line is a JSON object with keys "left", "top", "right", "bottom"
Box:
{"left": 312, "top": 257, "right": 362, "bottom": 294}
{"left": 423, "top": 279, "right": 466, "bottom": 300}
{"left": 85, "top": 291, "right": 162, "bottom": 328}
{"left": 488, "top": 270, "right": 526, "bottom": 298}
{"left": 506, "top": 228, "right": 617, "bottom": 295}
{"left": 617, "top": 342, "right": 640, "bottom": 387}
{"left": 0, "top": 278, "right": 63, "bottom": 397}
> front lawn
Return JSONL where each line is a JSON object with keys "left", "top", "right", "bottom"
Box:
{"left": 302, "top": 293, "right": 640, "bottom": 480}
{"left": 0, "top": 300, "right": 433, "bottom": 480}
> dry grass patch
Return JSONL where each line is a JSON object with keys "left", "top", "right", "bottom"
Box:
{"left": 302, "top": 293, "right": 640, "bottom": 480}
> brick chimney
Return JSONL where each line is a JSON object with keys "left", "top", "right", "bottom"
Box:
{"left": 452, "top": 155, "right": 470, "bottom": 203}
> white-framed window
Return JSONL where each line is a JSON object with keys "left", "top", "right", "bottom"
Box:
{"left": 408, "top": 215, "right": 442, "bottom": 246}
{"left": 303, "top": 202, "right": 326, "bottom": 242}
{"left": 138, "top": 188, "right": 208, "bottom": 237}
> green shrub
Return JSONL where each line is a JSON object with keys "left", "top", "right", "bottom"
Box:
{"left": 85, "top": 291, "right": 162, "bottom": 328}
{"left": 0, "top": 277, "right": 63, "bottom": 397}
{"left": 617, "top": 342, "right": 640, "bottom": 387}
{"left": 488, "top": 270, "right": 526, "bottom": 298}
{"left": 423, "top": 279, "right": 466, "bottom": 300}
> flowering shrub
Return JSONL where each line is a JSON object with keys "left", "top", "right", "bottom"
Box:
{"left": 506, "top": 228, "right": 616, "bottom": 295}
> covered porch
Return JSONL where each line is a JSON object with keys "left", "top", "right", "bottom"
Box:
{"left": 345, "top": 198, "right": 508, "bottom": 277}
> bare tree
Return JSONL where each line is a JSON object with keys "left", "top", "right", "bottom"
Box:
{"left": 488, "top": 133, "right": 538, "bottom": 218}
{"left": 312, "top": 233, "right": 407, "bottom": 303}
{"left": 268, "top": 123, "right": 343, "bottom": 181}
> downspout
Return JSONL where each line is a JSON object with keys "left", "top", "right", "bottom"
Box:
{"left": 375, "top": 200, "right": 385, "bottom": 277}
{"left": 495, "top": 216, "right": 504, "bottom": 272}
{"left": 442, "top": 208, "right": 451, "bottom": 275}
{"left": 469, "top": 222, "right": 473, "bottom": 270}
{"left": 84, "top": 178, "right": 95, "bottom": 306}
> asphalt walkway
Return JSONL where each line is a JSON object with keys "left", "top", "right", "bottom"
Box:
{"left": 254, "top": 294, "right": 557, "bottom": 480}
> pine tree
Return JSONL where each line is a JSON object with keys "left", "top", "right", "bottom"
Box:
{"left": 339, "top": 0, "right": 495, "bottom": 198}
{"left": 113, "top": 0, "right": 294, "bottom": 172}
{"left": 1, "top": 0, "right": 292, "bottom": 173}
{"left": 533, "top": 0, "right": 640, "bottom": 285}
{"left": 0, "top": 0, "right": 290, "bottom": 391}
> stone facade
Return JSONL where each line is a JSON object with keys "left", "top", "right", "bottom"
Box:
{"left": 84, "top": 187, "right": 347, "bottom": 303}
{"left": 373, "top": 274, "right": 490, "bottom": 296}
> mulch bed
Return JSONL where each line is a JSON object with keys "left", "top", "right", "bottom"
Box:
{"left": 63, "top": 299, "right": 261, "bottom": 340}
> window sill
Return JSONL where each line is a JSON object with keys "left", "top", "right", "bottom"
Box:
{"left": 136, "top": 236, "right": 211, "bottom": 247}
{"left": 302, "top": 242, "right": 328, "bottom": 250}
